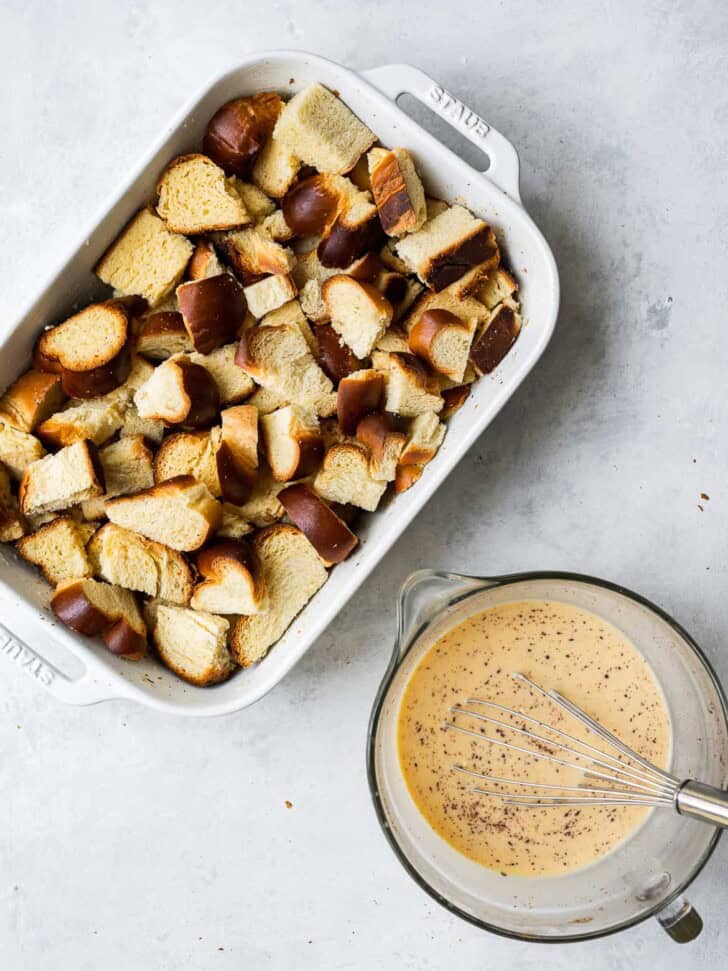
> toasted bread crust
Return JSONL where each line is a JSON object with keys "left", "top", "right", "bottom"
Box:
{"left": 177, "top": 273, "right": 247, "bottom": 354}
{"left": 314, "top": 324, "right": 361, "bottom": 385}
{"left": 0, "top": 371, "right": 65, "bottom": 433}
{"left": 203, "top": 93, "right": 283, "bottom": 178}
{"left": 279, "top": 483, "right": 357, "bottom": 566}
{"left": 470, "top": 302, "right": 521, "bottom": 375}
{"left": 440, "top": 384, "right": 471, "bottom": 418}
{"left": 336, "top": 370, "right": 384, "bottom": 435}
{"left": 137, "top": 312, "right": 193, "bottom": 360}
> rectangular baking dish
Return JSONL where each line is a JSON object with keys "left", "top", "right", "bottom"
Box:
{"left": 0, "top": 51, "right": 559, "bottom": 715}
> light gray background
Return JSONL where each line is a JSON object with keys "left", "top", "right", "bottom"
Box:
{"left": 1, "top": 0, "right": 727, "bottom": 967}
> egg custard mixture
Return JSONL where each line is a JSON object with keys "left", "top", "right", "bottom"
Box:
{"left": 397, "top": 600, "right": 671, "bottom": 877}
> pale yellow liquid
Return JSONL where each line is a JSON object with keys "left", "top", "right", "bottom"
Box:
{"left": 397, "top": 600, "right": 671, "bottom": 877}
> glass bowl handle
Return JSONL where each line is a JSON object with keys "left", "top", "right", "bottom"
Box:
{"left": 656, "top": 895, "right": 703, "bottom": 942}
{"left": 396, "top": 570, "right": 493, "bottom": 660}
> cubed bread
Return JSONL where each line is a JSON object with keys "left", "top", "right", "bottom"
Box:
{"left": 189, "top": 343, "right": 254, "bottom": 405}
{"left": 0, "top": 371, "right": 65, "bottom": 433}
{"left": 0, "top": 463, "right": 25, "bottom": 541}
{"left": 279, "top": 482, "right": 357, "bottom": 566}
{"left": 368, "top": 147, "right": 426, "bottom": 236}
{"left": 217, "top": 503, "right": 254, "bottom": 539}
{"left": 260, "top": 208, "right": 293, "bottom": 242}
{"left": 16, "top": 516, "right": 96, "bottom": 587}
{"left": 177, "top": 273, "right": 247, "bottom": 354}
{"left": 19, "top": 441, "right": 104, "bottom": 517}
{"left": 336, "top": 369, "right": 384, "bottom": 435}
{"left": 0, "top": 422, "right": 46, "bottom": 478}
{"left": 137, "top": 311, "right": 194, "bottom": 360}
{"left": 440, "top": 384, "right": 471, "bottom": 418}
{"left": 236, "top": 324, "right": 335, "bottom": 417}
{"left": 120, "top": 404, "right": 165, "bottom": 444}
{"left": 191, "top": 539, "right": 267, "bottom": 614}
{"left": 246, "top": 384, "right": 289, "bottom": 416}
{"left": 400, "top": 412, "right": 446, "bottom": 465}
{"left": 395, "top": 205, "right": 499, "bottom": 291}
{"left": 375, "top": 352, "right": 444, "bottom": 417}
{"left": 80, "top": 434, "right": 155, "bottom": 519}
{"left": 261, "top": 405, "right": 323, "bottom": 481}
{"left": 375, "top": 271, "right": 423, "bottom": 323}
{"left": 408, "top": 308, "right": 476, "bottom": 383}
{"left": 203, "top": 92, "right": 283, "bottom": 177}
{"left": 394, "top": 463, "right": 424, "bottom": 494}
{"left": 216, "top": 404, "right": 259, "bottom": 505}
{"left": 469, "top": 299, "right": 522, "bottom": 375}
{"left": 187, "top": 240, "right": 226, "bottom": 282}
{"left": 355, "top": 413, "right": 406, "bottom": 482}
{"left": 35, "top": 396, "right": 126, "bottom": 449}
{"left": 322, "top": 276, "right": 392, "bottom": 358}
{"left": 106, "top": 476, "right": 222, "bottom": 552}
{"left": 274, "top": 83, "right": 376, "bottom": 174}
{"left": 51, "top": 578, "right": 147, "bottom": 660}
{"left": 95, "top": 207, "right": 193, "bottom": 307}
{"left": 313, "top": 442, "right": 387, "bottom": 511}
{"left": 314, "top": 323, "right": 361, "bottom": 384}
{"left": 154, "top": 430, "right": 222, "bottom": 497}
{"left": 282, "top": 173, "right": 375, "bottom": 238}
{"left": 133, "top": 355, "right": 219, "bottom": 428}
{"left": 251, "top": 135, "right": 302, "bottom": 198}
{"left": 146, "top": 603, "right": 234, "bottom": 686}
{"left": 244, "top": 274, "right": 297, "bottom": 319}
{"left": 216, "top": 227, "right": 296, "bottom": 285}
{"left": 156, "top": 153, "right": 250, "bottom": 234}
{"left": 34, "top": 299, "right": 136, "bottom": 398}
{"left": 261, "top": 299, "right": 318, "bottom": 354}
{"left": 374, "top": 327, "right": 411, "bottom": 354}
{"left": 474, "top": 266, "right": 518, "bottom": 310}
{"left": 232, "top": 180, "right": 276, "bottom": 222}
{"left": 229, "top": 524, "right": 327, "bottom": 667}
{"left": 88, "top": 522, "right": 193, "bottom": 604}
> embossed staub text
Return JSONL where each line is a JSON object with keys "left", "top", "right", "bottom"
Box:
{"left": 0, "top": 628, "right": 54, "bottom": 686}
{"left": 427, "top": 86, "right": 490, "bottom": 139}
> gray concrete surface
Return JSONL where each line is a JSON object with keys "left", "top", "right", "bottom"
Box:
{"left": 1, "top": 1, "right": 727, "bottom": 967}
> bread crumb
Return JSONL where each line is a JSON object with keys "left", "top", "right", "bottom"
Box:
{"left": 285, "top": 799, "right": 293, "bottom": 809}
{"left": 700, "top": 492, "right": 710, "bottom": 500}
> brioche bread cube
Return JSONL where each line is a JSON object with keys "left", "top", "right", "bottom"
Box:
{"left": 217, "top": 404, "right": 259, "bottom": 504}
{"left": 19, "top": 441, "right": 104, "bottom": 517}
{"left": 95, "top": 207, "right": 193, "bottom": 307}
{"left": 80, "top": 434, "right": 155, "bottom": 519}
{"left": 216, "top": 227, "right": 296, "bottom": 285}
{"left": 106, "top": 476, "right": 221, "bottom": 552}
{"left": 260, "top": 209, "right": 294, "bottom": 242}
{"left": 274, "top": 83, "right": 376, "bottom": 174}
{"left": 355, "top": 413, "right": 406, "bottom": 482}
{"left": 35, "top": 300, "right": 134, "bottom": 399}
{"left": 375, "top": 352, "right": 444, "bottom": 417}
{"left": 133, "top": 355, "right": 219, "bottom": 428}
{"left": 16, "top": 516, "right": 96, "bottom": 587}
{"left": 188, "top": 343, "right": 254, "bottom": 406}
{"left": 261, "top": 299, "right": 318, "bottom": 354}
{"left": 322, "top": 276, "right": 393, "bottom": 358}
{"left": 137, "top": 312, "right": 194, "bottom": 360}
{"left": 227, "top": 471, "right": 287, "bottom": 527}
{"left": 279, "top": 482, "right": 357, "bottom": 566}
{"left": 315, "top": 323, "right": 361, "bottom": 384}
{"left": 218, "top": 503, "right": 254, "bottom": 539}
{"left": 394, "top": 463, "right": 424, "bottom": 494}
{"left": 187, "top": 239, "right": 226, "bottom": 282}
{"left": 154, "top": 430, "right": 222, "bottom": 497}
{"left": 88, "top": 523, "right": 193, "bottom": 604}
{"left": 408, "top": 308, "right": 476, "bottom": 383}
{"left": 156, "top": 154, "right": 250, "bottom": 234}
{"left": 376, "top": 271, "right": 423, "bottom": 323}
{"left": 282, "top": 173, "right": 375, "bottom": 238}
{"left": 261, "top": 405, "right": 323, "bottom": 482}
{"left": 176, "top": 273, "right": 247, "bottom": 354}
{"left": 120, "top": 404, "right": 165, "bottom": 444}
{"left": 475, "top": 266, "right": 518, "bottom": 310}
{"left": 299, "top": 279, "right": 329, "bottom": 323}
{"left": 313, "top": 442, "right": 387, "bottom": 512}
{"left": 470, "top": 299, "right": 522, "bottom": 376}
{"left": 231, "top": 180, "right": 276, "bottom": 222}
{"left": 203, "top": 92, "right": 283, "bottom": 178}
{"left": 236, "top": 324, "right": 335, "bottom": 417}
{"left": 0, "top": 371, "right": 65, "bottom": 433}
{"left": 229, "top": 524, "right": 327, "bottom": 667}
{"left": 336, "top": 369, "right": 384, "bottom": 435}
{"left": 35, "top": 395, "right": 126, "bottom": 449}
{"left": 374, "top": 327, "right": 411, "bottom": 354}
{"left": 0, "top": 422, "right": 46, "bottom": 479}
{"left": 247, "top": 384, "right": 289, "bottom": 416}
{"left": 440, "top": 384, "right": 471, "bottom": 418}
{"left": 400, "top": 412, "right": 446, "bottom": 465}
{"left": 244, "top": 274, "right": 297, "bottom": 319}
{"left": 146, "top": 603, "right": 234, "bottom": 686}
{"left": 368, "top": 147, "right": 426, "bottom": 236}
{"left": 191, "top": 539, "right": 268, "bottom": 614}
{"left": 52, "top": 578, "right": 147, "bottom": 660}
{"left": 0, "top": 463, "right": 25, "bottom": 542}
{"left": 395, "top": 205, "right": 499, "bottom": 291}
{"left": 251, "top": 136, "right": 302, "bottom": 198}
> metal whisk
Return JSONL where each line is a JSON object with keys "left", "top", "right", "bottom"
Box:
{"left": 444, "top": 673, "right": 728, "bottom": 828}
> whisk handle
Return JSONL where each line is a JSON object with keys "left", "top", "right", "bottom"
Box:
{"left": 676, "top": 781, "right": 728, "bottom": 828}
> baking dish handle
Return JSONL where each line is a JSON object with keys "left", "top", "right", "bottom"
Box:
{"left": 0, "top": 620, "right": 120, "bottom": 706}
{"left": 361, "top": 63, "right": 521, "bottom": 202}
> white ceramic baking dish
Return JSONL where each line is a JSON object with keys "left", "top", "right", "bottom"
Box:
{"left": 0, "top": 51, "right": 558, "bottom": 715}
